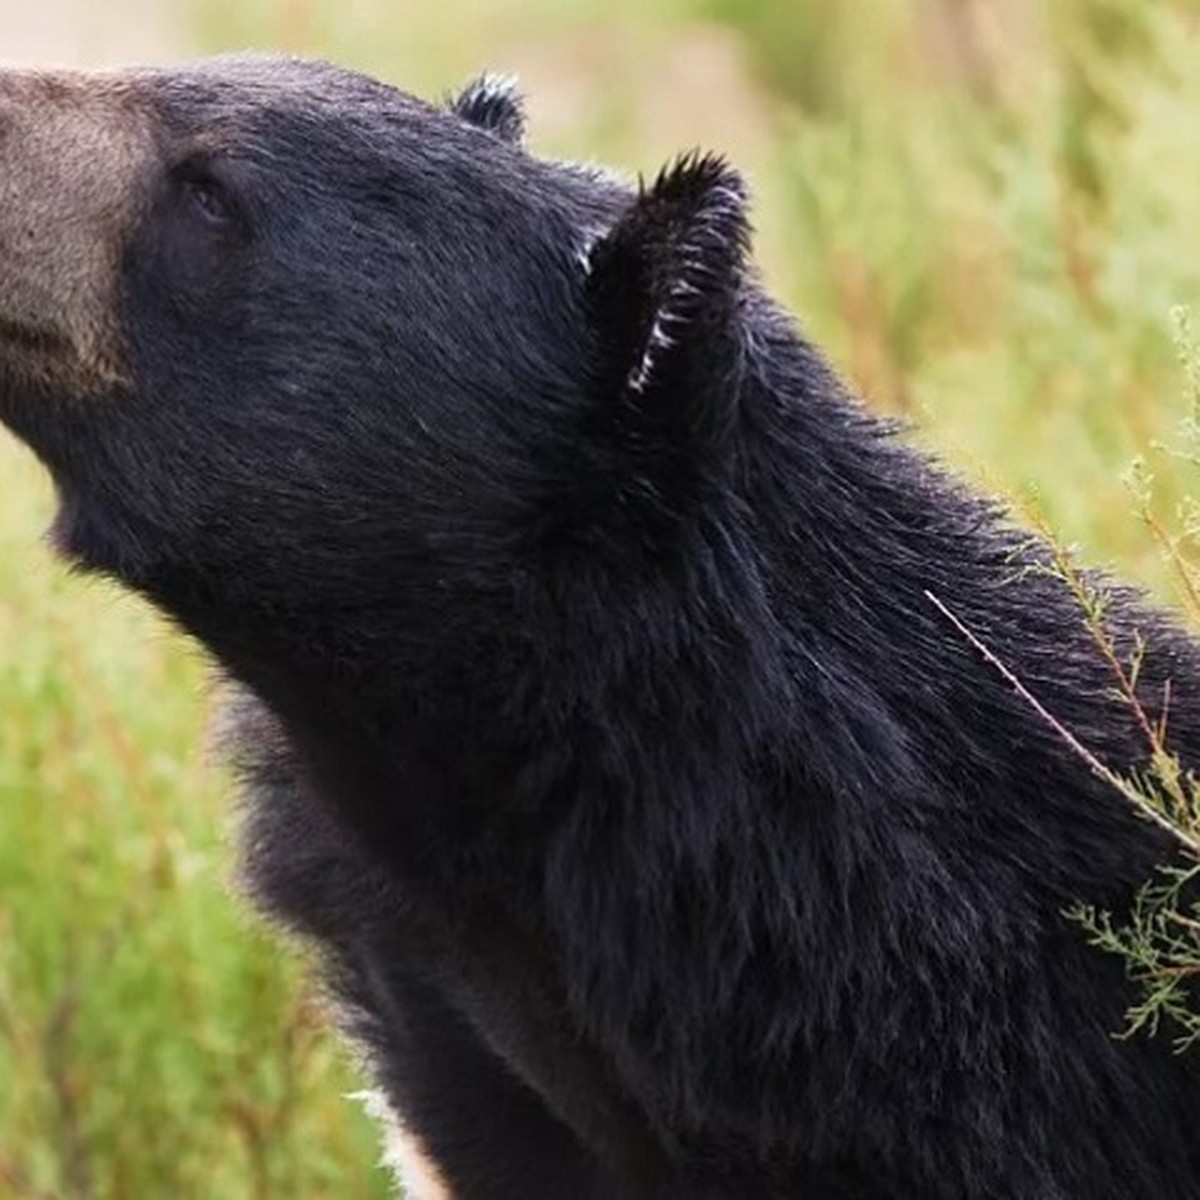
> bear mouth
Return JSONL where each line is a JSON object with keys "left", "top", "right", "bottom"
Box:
{"left": 0, "top": 318, "right": 74, "bottom": 390}
{"left": 0, "top": 317, "right": 69, "bottom": 358}
{"left": 0, "top": 315, "right": 126, "bottom": 399}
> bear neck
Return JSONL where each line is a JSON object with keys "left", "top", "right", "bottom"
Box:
{"left": 134, "top": 325, "right": 1200, "bottom": 898}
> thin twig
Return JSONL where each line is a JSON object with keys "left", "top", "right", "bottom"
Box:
{"left": 924, "top": 588, "right": 1200, "bottom": 857}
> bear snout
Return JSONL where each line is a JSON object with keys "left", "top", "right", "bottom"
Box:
{"left": 0, "top": 67, "right": 151, "bottom": 393}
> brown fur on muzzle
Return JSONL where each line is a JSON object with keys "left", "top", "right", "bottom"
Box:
{"left": 0, "top": 69, "right": 153, "bottom": 390}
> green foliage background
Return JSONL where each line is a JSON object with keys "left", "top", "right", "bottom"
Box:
{"left": 6, "top": 1, "right": 1200, "bottom": 1195}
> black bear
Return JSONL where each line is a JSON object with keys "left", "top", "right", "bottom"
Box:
{"left": 0, "top": 54, "right": 1198, "bottom": 1200}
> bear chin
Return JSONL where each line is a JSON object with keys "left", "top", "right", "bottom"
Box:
{"left": 44, "top": 490, "right": 160, "bottom": 587}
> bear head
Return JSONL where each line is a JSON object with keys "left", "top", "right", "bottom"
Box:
{"left": 0, "top": 56, "right": 755, "bottom": 741}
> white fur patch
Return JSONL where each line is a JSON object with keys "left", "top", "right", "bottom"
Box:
{"left": 574, "top": 223, "right": 608, "bottom": 272}
{"left": 628, "top": 314, "right": 677, "bottom": 394}
{"left": 352, "top": 1089, "right": 455, "bottom": 1200}
{"left": 459, "top": 71, "right": 521, "bottom": 112}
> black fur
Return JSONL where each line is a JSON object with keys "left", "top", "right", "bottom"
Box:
{"left": 3, "top": 53, "right": 1200, "bottom": 1199}
{"left": 450, "top": 74, "right": 526, "bottom": 144}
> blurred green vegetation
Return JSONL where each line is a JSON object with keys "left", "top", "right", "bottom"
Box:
{"left": 6, "top": 0, "right": 1200, "bottom": 1195}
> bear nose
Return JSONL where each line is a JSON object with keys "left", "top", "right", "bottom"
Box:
{"left": 0, "top": 67, "right": 35, "bottom": 102}
{"left": 0, "top": 71, "right": 18, "bottom": 135}
{"left": 0, "top": 69, "right": 53, "bottom": 138}
{"left": 0, "top": 70, "right": 38, "bottom": 199}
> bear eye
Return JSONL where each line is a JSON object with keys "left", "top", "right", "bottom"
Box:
{"left": 182, "top": 176, "right": 233, "bottom": 228}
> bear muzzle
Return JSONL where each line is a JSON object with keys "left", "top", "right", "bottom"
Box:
{"left": 0, "top": 67, "right": 152, "bottom": 393}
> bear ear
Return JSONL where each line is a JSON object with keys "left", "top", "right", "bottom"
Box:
{"left": 449, "top": 74, "right": 526, "bottom": 145}
{"left": 585, "top": 153, "right": 750, "bottom": 414}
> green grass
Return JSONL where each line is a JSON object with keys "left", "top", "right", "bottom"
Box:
{"left": 0, "top": 446, "right": 390, "bottom": 1195}
{"left": 6, "top": 0, "right": 1200, "bottom": 1194}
